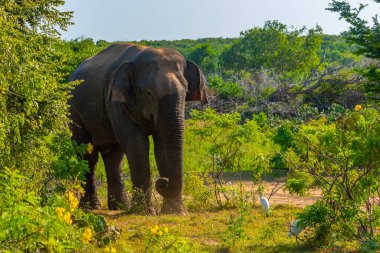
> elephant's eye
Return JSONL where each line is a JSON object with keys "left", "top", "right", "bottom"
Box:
{"left": 147, "top": 91, "right": 153, "bottom": 98}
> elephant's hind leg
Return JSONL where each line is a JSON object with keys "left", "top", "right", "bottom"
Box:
{"left": 100, "top": 145, "right": 129, "bottom": 210}
{"left": 80, "top": 146, "right": 101, "bottom": 209}
{"left": 70, "top": 111, "right": 101, "bottom": 209}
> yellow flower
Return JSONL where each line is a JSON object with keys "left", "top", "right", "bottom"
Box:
{"left": 67, "top": 191, "right": 79, "bottom": 212}
{"left": 63, "top": 212, "right": 72, "bottom": 225}
{"left": 56, "top": 207, "right": 65, "bottom": 218}
{"left": 150, "top": 225, "right": 159, "bottom": 235}
{"left": 104, "top": 246, "right": 116, "bottom": 252}
{"left": 164, "top": 226, "right": 169, "bottom": 234}
{"left": 355, "top": 104, "right": 363, "bottom": 112}
{"left": 87, "top": 143, "right": 94, "bottom": 154}
{"left": 179, "top": 239, "right": 188, "bottom": 245}
{"left": 82, "top": 228, "right": 93, "bottom": 244}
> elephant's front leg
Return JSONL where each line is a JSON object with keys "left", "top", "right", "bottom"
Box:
{"left": 108, "top": 104, "right": 154, "bottom": 214}
{"left": 123, "top": 132, "right": 154, "bottom": 214}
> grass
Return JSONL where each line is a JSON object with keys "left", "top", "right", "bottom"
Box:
{"left": 82, "top": 203, "right": 318, "bottom": 252}
{"left": 87, "top": 133, "right": 319, "bottom": 252}
{"left": 89, "top": 154, "right": 319, "bottom": 252}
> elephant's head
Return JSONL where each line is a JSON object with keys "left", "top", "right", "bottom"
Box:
{"left": 107, "top": 47, "right": 207, "bottom": 213}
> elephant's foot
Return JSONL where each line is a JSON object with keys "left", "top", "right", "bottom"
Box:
{"left": 155, "top": 177, "right": 187, "bottom": 215}
{"left": 108, "top": 193, "right": 130, "bottom": 210}
{"left": 80, "top": 195, "right": 101, "bottom": 210}
{"left": 162, "top": 197, "right": 187, "bottom": 215}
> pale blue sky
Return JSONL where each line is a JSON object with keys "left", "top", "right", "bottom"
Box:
{"left": 60, "top": 0, "right": 379, "bottom": 41}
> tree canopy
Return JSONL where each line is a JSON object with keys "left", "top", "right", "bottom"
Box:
{"left": 0, "top": 0, "right": 73, "bottom": 169}
{"left": 220, "top": 21, "right": 323, "bottom": 81}
{"left": 328, "top": 0, "right": 380, "bottom": 101}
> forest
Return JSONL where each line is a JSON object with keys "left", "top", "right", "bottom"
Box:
{"left": 0, "top": 0, "right": 379, "bottom": 252}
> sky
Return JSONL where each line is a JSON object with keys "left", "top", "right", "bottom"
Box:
{"left": 60, "top": 0, "right": 379, "bottom": 42}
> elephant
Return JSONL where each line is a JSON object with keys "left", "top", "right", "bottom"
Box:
{"left": 69, "top": 43, "right": 207, "bottom": 215}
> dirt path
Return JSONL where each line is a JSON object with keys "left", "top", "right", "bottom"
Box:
{"left": 223, "top": 170, "right": 322, "bottom": 208}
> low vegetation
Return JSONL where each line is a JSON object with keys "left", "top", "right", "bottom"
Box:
{"left": 1, "top": 0, "right": 379, "bottom": 252}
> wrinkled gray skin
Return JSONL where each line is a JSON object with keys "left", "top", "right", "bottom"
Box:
{"left": 69, "top": 43, "right": 207, "bottom": 215}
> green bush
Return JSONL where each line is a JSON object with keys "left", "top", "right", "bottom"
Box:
{"left": 208, "top": 74, "right": 245, "bottom": 100}
{"left": 0, "top": 2, "right": 112, "bottom": 251}
{"left": 0, "top": 169, "right": 101, "bottom": 252}
{"left": 183, "top": 173, "right": 214, "bottom": 211}
{"left": 220, "top": 20, "right": 323, "bottom": 81}
{"left": 223, "top": 191, "right": 253, "bottom": 250}
{"left": 187, "top": 108, "right": 278, "bottom": 207}
{"left": 286, "top": 107, "right": 380, "bottom": 248}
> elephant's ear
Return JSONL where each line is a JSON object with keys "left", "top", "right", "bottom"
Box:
{"left": 107, "top": 61, "right": 134, "bottom": 103}
{"left": 184, "top": 60, "right": 208, "bottom": 105}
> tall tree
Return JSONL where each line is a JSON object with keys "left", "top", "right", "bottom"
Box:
{"left": 188, "top": 43, "right": 218, "bottom": 74}
{"left": 0, "top": 0, "right": 73, "bottom": 170}
{"left": 327, "top": 0, "right": 380, "bottom": 102}
{"left": 220, "top": 20, "right": 323, "bottom": 81}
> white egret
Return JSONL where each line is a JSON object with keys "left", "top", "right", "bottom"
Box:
{"left": 260, "top": 194, "right": 270, "bottom": 212}
{"left": 288, "top": 219, "right": 304, "bottom": 238}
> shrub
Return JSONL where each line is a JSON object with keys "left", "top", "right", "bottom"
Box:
{"left": 223, "top": 191, "right": 253, "bottom": 249}
{"left": 0, "top": 169, "right": 106, "bottom": 252}
{"left": 187, "top": 108, "right": 278, "bottom": 207}
{"left": 208, "top": 74, "right": 245, "bottom": 100}
{"left": 286, "top": 107, "right": 380, "bottom": 248}
{"left": 183, "top": 173, "right": 214, "bottom": 211}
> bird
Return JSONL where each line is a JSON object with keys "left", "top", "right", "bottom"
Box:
{"left": 260, "top": 194, "right": 270, "bottom": 212}
{"left": 288, "top": 219, "right": 304, "bottom": 238}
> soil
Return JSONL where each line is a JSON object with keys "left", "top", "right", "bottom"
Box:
{"left": 222, "top": 170, "right": 322, "bottom": 208}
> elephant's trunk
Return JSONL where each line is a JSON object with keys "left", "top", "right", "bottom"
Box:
{"left": 153, "top": 93, "right": 185, "bottom": 200}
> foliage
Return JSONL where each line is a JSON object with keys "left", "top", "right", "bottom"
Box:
{"left": 187, "top": 43, "right": 218, "bottom": 74}
{"left": 0, "top": 0, "right": 75, "bottom": 171}
{"left": 223, "top": 191, "right": 253, "bottom": 250}
{"left": 187, "top": 108, "right": 277, "bottom": 207}
{"left": 0, "top": 169, "right": 107, "bottom": 252}
{"left": 328, "top": 0, "right": 380, "bottom": 102}
{"left": 189, "top": 108, "right": 276, "bottom": 173}
{"left": 327, "top": 1, "right": 380, "bottom": 59}
{"left": 0, "top": 1, "right": 114, "bottom": 251}
{"left": 320, "top": 35, "right": 355, "bottom": 64}
{"left": 273, "top": 121, "right": 297, "bottom": 151}
{"left": 0, "top": 0, "right": 378, "bottom": 250}
{"left": 136, "top": 37, "right": 235, "bottom": 58}
{"left": 221, "top": 20, "right": 323, "bottom": 81}
{"left": 144, "top": 225, "right": 193, "bottom": 253}
{"left": 183, "top": 173, "right": 214, "bottom": 211}
{"left": 208, "top": 74, "right": 245, "bottom": 100}
{"left": 286, "top": 108, "right": 380, "bottom": 247}
{"left": 39, "top": 132, "right": 91, "bottom": 204}
{"left": 49, "top": 133, "right": 89, "bottom": 181}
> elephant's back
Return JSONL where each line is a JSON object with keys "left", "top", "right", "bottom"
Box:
{"left": 69, "top": 43, "right": 146, "bottom": 108}
{"left": 69, "top": 43, "right": 146, "bottom": 145}
{"left": 70, "top": 43, "right": 145, "bottom": 82}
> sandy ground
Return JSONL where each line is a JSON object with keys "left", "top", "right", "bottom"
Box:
{"left": 222, "top": 170, "right": 322, "bottom": 208}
